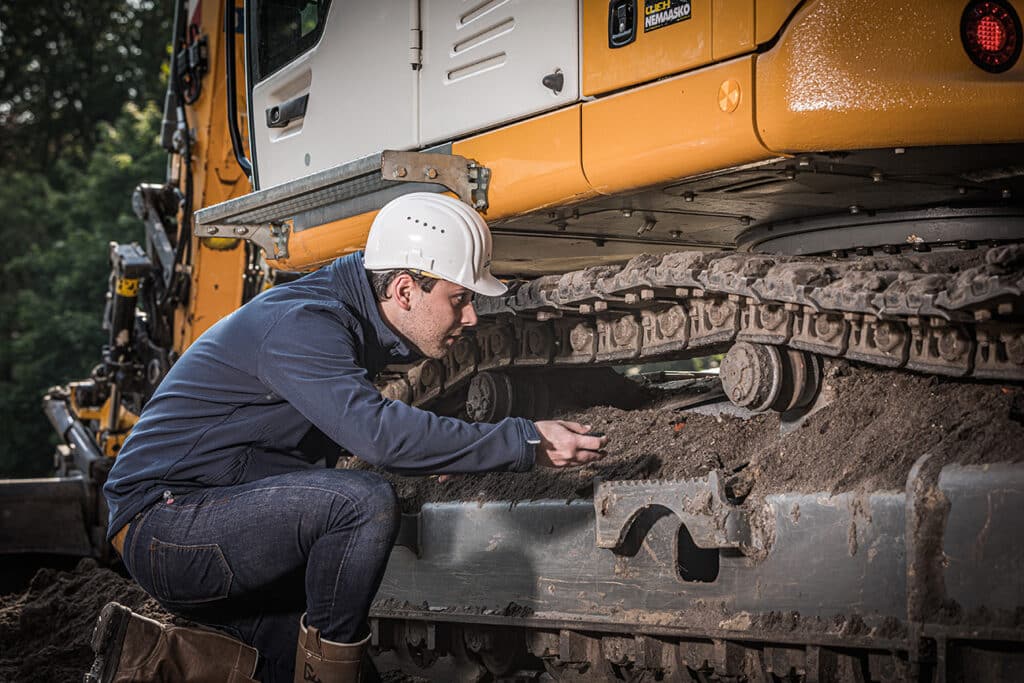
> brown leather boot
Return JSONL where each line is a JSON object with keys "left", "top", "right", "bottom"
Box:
{"left": 85, "top": 601, "right": 259, "bottom": 682}
{"left": 293, "top": 614, "right": 370, "bottom": 683}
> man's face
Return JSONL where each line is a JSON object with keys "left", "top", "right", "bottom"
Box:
{"left": 403, "top": 279, "right": 478, "bottom": 359}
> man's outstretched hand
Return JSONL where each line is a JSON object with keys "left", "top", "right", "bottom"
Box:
{"left": 534, "top": 421, "right": 609, "bottom": 468}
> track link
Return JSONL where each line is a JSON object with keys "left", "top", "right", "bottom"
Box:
{"left": 377, "top": 245, "right": 1024, "bottom": 411}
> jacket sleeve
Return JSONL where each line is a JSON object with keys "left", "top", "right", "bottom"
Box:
{"left": 255, "top": 304, "right": 537, "bottom": 475}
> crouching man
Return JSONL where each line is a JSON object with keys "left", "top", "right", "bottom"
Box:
{"left": 87, "top": 193, "right": 608, "bottom": 682}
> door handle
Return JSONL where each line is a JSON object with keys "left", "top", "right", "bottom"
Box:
{"left": 266, "top": 93, "right": 309, "bottom": 128}
{"left": 608, "top": 0, "right": 637, "bottom": 48}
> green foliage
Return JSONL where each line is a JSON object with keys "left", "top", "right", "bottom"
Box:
{"left": 0, "top": 103, "right": 166, "bottom": 476}
{"left": 0, "top": 0, "right": 171, "bottom": 476}
{"left": 0, "top": 0, "right": 171, "bottom": 173}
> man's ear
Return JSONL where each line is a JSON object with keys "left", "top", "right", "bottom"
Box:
{"left": 389, "top": 272, "right": 417, "bottom": 311}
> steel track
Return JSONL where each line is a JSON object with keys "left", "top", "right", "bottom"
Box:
{"left": 377, "top": 245, "right": 1024, "bottom": 410}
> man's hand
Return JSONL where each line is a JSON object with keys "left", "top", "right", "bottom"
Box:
{"left": 534, "top": 421, "right": 609, "bottom": 468}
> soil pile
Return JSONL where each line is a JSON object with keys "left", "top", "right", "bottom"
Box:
{"left": 0, "top": 559, "right": 174, "bottom": 682}
{"left": 362, "top": 361, "right": 1024, "bottom": 511}
{"left": 0, "top": 561, "right": 427, "bottom": 682}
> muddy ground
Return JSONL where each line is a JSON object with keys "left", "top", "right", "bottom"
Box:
{"left": 0, "top": 558, "right": 427, "bottom": 682}
{"left": 2, "top": 361, "right": 1021, "bottom": 681}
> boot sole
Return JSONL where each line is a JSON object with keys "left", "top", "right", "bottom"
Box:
{"left": 84, "top": 602, "right": 132, "bottom": 683}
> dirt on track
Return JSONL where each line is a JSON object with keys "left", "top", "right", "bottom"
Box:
{"left": 2, "top": 362, "right": 1021, "bottom": 681}
{"left": 367, "top": 361, "right": 1024, "bottom": 512}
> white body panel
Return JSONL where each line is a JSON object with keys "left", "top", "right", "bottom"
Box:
{"left": 249, "top": 0, "right": 581, "bottom": 190}
{"left": 250, "top": 2, "right": 418, "bottom": 190}
{"left": 418, "top": 0, "right": 579, "bottom": 145}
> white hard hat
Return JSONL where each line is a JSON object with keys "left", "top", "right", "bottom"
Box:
{"left": 364, "top": 192, "right": 507, "bottom": 296}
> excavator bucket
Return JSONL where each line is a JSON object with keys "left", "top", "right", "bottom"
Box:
{"left": 0, "top": 475, "right": 95, "bottom": 557}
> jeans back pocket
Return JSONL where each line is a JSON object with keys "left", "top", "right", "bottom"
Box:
{"left": 150, "top": 538, "right": 234, "bottom": 604}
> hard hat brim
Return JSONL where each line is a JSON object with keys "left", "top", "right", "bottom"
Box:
{"left": 468, "top": 273, "right": 508, "bottom": 297}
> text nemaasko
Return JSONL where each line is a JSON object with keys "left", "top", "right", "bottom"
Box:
{"left": 644, "top": 0, "right": 691, "bottom": 32}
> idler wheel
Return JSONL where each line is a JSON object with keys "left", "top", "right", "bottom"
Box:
{"left": 720, "top": 341, "right": 784, "bottom": 412}
{"left": 722, "top": 342, "right": 824, "bottom": 413}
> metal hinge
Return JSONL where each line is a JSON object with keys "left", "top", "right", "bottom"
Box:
{"left": 409, "top": 27, "right": 422, "bottom": 70}
{"left": 409, "top": 0, "right": 422, "bottom": 70}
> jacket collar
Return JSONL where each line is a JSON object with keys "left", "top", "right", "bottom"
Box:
{"left": 329, "top": 252, "right": 420, "bottom": 364}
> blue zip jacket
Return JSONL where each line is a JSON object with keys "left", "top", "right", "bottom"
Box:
{"left": 103, "top": 253, "right": 539, "bottom": 539}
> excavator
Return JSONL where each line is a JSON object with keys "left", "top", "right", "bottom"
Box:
{"left": 2, "top": 0, "right": 1023, "bottom": 679}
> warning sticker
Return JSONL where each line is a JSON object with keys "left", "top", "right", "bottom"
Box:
{"left": 643, "top": 0, "right": 692, "bottom": 33}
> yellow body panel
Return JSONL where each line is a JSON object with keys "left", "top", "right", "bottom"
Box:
{"left": 583, "top": 0, "right": 712, "bottom": 97}
{"left": 270, "top": 213, "right": 375, "bottom": 272}
{"left": 755, "top": 0, "right": 803, "bottom": 44}
{"left": 453, "top": 106, "right": 595, "bottom": 218}
{"left": 583, "top": 0, "right": 801, "bottom": 96}
{"left": 756, "top": 0, "right": 1024, "bottom": 151}
{"left": 176, "top": 0, "right": 251, "bottom": 350}
{"left": 582, "top": 56, "right": 774, "bottom": 195}
{"left": 712, "top": 0, "right": 755, "bottom": 61}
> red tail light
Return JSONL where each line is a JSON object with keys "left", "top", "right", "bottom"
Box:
{"left": 961, "top": 1, "right": 1022, "bottom": 72}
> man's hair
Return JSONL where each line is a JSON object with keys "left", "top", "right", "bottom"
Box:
{"left": 368, "top": 269, "right": 438, "bottom": 302}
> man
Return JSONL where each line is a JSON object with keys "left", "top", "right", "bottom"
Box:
{"left": 88, "top": 192, "right": 608, "bottom": 682}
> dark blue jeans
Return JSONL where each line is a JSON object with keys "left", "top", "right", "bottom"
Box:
{"left": 120, "top": 468, "right": 400, "bottom": 682}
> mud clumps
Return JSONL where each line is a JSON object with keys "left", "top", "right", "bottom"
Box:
{"left": 360, "top": 361, "right": 1024, "bottom": 512}
{"left": 0, "top": 559, "right": 175, "bottom": 682}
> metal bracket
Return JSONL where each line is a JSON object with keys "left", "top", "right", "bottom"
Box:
{"left": 382, "top": 150, "right": 491, "bottom": 212}
{"left": 594, "top": 471, "right": 756, "bottom": 554}
{"left": 193, "top": 148, "right": 492, "bottom": 260}
{"left": 200, "top": 220, "right": 291, "bottom": 260}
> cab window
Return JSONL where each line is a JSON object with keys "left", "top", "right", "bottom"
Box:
{"left": 252, "top": 0, "right": 331, "bottom": 81}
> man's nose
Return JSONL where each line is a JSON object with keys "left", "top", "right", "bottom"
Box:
{"left": 461, "top": 302, "right": 478, "bottom": 327}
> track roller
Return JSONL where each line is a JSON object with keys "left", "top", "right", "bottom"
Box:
{"left": 466, "top": 371, "right": 552, "bottom": 422}
{"left": 465, "top": 368, "right": 654, "bottom": 422}
{"left": 720, "top": 342, "right": 822, "bottom": 413}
